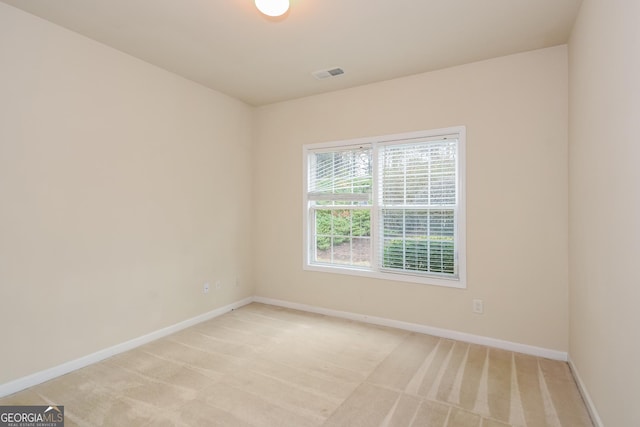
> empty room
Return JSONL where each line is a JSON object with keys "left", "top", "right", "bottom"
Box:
{"left": 0, "top": 0, "right": 637, "bottom": 426}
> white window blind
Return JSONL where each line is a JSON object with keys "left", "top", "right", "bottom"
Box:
{"left": 308, "top": 147, "right": 372, "bottom": 203}
{"left": 378, "top": 139, "right": 458, "bottom": 277}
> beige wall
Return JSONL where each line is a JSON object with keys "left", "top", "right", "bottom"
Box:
{"left": 0, "top": 3, "right": 254, "bottom": 384}
{"left": 569, "top": 0, "right": 640, "bottom": 425}
{"left": 254, "top": 46, "right": 569, "bottom": 352}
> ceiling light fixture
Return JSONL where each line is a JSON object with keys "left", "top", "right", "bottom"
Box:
{"left": 255, "top": 0, "right": 290, "bottom": 17}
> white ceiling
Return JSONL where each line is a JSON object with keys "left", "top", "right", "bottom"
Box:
{"left": 1, "top": 0, "right": 583, "bottom": 106}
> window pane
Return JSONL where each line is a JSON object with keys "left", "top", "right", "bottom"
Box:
{"left": 408, "top": 241, "right": 424, "bottom": 270}
{"left": 352, "top": 237, "right": 371, "bottom": 266}
{"left": 331, "top": 238, "right": 352, "bottom": 265}
{"left": 309, "top": 148, "right": 372, "bottom": 204}
{"left": 429, "top": 210, "right": 455, "bottom": 237}
{"left": 382, "top": 238, "right": 405, "bottom": 270}
{"left": 312, "top": 208, "right": 371, "bottom": 268}
{"left": 333, "top": 209, "right": 352, "bottom": 239}
{"left": 429, "top": 240, "right": 455, "bottom": 274}
{"left": 315, "top": 209, "right": 332, "bottom": 251}
{"left": 405, "top": 210, "right": 428, "bottom": 236}
{"left": 380, "top": 140, "right": 457, "bottom": 206}
{"left": 352, "top": 209, "right": 371, "bottom": 237}
{"left": 314, "top": 235, "right": 331, "bottom": 264}
{"left": 382, "top": 210, "right": 404, "bottom": 237}
{"left": 381, "top": 209, "right": 455, "bottom": 275}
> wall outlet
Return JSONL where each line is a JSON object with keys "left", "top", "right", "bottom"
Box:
{"left": 203, "top": 282, "right": 210, "bottom": 294}
{"left": 473, "top": 299, "right": 484, "bottom": 314}
{"left": 215, "top": 280, "right": 221, "bottom": 290}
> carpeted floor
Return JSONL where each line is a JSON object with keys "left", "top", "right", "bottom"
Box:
{"left": 0, "top": 303, "right": 592, "bottom": 426}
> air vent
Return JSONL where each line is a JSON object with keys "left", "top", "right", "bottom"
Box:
{"left": 312, "top": 67, "right": 345, "bottom": 80}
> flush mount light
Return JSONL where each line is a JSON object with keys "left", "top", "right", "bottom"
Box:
{"left": 255, "top": 0, "right": 290, "bottom": 17}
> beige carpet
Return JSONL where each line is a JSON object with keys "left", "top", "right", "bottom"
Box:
{"left": 0, "top": 303, "right": 592, "bottom": 426}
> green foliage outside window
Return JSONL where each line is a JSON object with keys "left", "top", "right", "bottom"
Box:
{"left": 315, "top": 210, "right": 370, "bottom": 250}
{"left": 383, "top": 239, "right": 454, "bottom": 274}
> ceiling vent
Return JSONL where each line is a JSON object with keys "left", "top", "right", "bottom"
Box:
{"left": 312, "top": 67, "right": 345, "bottom": 80}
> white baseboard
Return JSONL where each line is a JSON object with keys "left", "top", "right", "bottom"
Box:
{"left": 0, "top": 297, "right": 253, "bottom": 399}
{"left": 1, "top": 294, "right": 570, "bottom": 399}
{"left": 568, "top": 358, "right": 604, "bottom": 427}
{"left": 253, "top": 296, "right": 568, "bottom": 361}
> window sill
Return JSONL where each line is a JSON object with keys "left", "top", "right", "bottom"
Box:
{"left": 303, "top": 263, "right": 466, "bottom": 289}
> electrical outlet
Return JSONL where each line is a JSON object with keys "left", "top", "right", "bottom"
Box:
{"left": 215, "top": 280, "right": 221, "bottom": 290}
{"left": 203, "top": 282, "right": 210, "bottom": 294}
{"left": 473, "top": 299, "right": 484, "bottom": 314}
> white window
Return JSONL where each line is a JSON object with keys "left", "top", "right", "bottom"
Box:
{"left": 303, "top": 127, "right": 466, "bottom": 288}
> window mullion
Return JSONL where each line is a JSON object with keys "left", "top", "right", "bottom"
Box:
{"left": 371, "top": 142, "right": 380, "bottom": 272}
{"left": 427, "top": 207, "right": 431, "bottom": 272}
{"left": 330, "top": 209, "right": 334, "bottom": 264}
{"left": 349, "top": 210, "right": 354, "bottom": 265}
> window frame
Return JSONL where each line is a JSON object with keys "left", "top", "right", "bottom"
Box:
{"left": 302, "top": 126, "right": 466, "bottom": 289}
